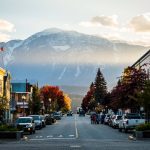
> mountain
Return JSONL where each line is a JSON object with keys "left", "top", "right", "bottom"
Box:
{"left": 0, "top": 28, "right": 148, "bottom": 94}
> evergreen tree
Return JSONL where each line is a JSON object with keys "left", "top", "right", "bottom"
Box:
{"left": 94, "top": 68, "right": 107, "bottom": 104}
{"left": 30, "top": 85, "right": 41, "bottom": 114}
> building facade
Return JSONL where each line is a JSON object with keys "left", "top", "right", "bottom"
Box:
{"left": 0, "top": 67, "right": 11, "bottom": 123}
{"left": 11, "top": 81, "right": 33, "bottom": 120}
{"left": 132, "top": 49, "right": 150, "bottom": 79}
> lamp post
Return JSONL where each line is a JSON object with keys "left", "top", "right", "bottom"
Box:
{"left": 22, "top": 95, "right": 26, "bottom": 116}
{"left": 49, "top": 98, "right": 51, "bottom": 113}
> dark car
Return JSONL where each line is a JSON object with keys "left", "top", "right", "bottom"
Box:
{"left": 79, "top": 110, "right": 85, "bottom": 116}
{"left": 40, "top": 115, "right": 46, "bottom": 127}
{"left": 67, "top": 111, "right": 73, "bottom": 116}
{"left": 15, "top": 117, "right": 35, "bottom": 134}
{"left": 53, "top": 112, "right": 61, "bottom": 120}
{"left": 45, "top": 114, "right": 56, "bottom": 125}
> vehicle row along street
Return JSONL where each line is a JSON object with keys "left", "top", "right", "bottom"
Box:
{"left": 1, "top": 114, "right": 150, "bottom": 150}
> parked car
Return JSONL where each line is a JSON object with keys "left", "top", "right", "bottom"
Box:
{"left": 40, "top": 115, "right": 46, "bottom": 127}
{"left": 111, "top": 115, "right": 122, "bottom": 128}
{"left": 79, "top": 110, "right": 85, "bottom": 116}
{"left": 53, "top": 112, "right": 61, "bottom": 120}
{"left": 118, "top": 113, "right": 145, "bottom": 132}
{"left": 67, "top": 111, "right": 73, "bottom": 116}
{"left": 29, "top": 115, "right": 42, "bottom": 129}
{"left": 45, "top": 114, "right": 56, "bottom": 125}
{"left": 15, "top": 117, "right": 35, "bottom": 134}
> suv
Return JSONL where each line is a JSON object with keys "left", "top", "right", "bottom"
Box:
{"left": 29, "top": 115, "right": 42, "bottom": 129}
{"left": 15, "top": 117, "right": 35, "bottom": 134}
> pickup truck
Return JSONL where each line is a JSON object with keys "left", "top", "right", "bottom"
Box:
{"left": 118, "top": 113, "right": 145, "bottom": 132}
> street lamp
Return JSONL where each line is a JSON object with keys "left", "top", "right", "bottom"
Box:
{"left": 22, "top": 95, "right": 26, "bottom": 116}
{"left": 49, "top": 98, "right": 51, "bottom": 113}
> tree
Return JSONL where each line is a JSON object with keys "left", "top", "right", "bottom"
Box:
{"left": 94, "top": 68, "right": 107, "bottom": 104}
{"left": 81, "top": 82, "right": 95, "bottom": 112}
{"left": 138, "top": 80, "right": 150, "bottom": 122}
{"left": 109, "top": 66, "right": 147, "bottom": 112}
{"left": 40, "top": 85, "right": 67, "bottom": 112}
{"left": 62, "top": 94, "right": 72, "bottom": 112}
{"left": 0, "top": 96, "right": 9, "bottom": 121}
{"left": 29, "top": 85, "right": 41, "bottom": 114}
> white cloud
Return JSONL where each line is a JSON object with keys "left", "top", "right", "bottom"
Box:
{"left": 79, "top": 15, "right": 119, "bottom": 28}
{"left": 0, "top": 19, "right": 14, "bottom": 32}
{"left": 0, "top": 19, "right": 15, "bottom": 42}
{"left": 91, "top": 15, "right": 118, "bottom": 27}
{"left": 0, "top": 32, "right": 11, "bottom": 41}
{"left": 129, "top": 13, "right": 150, "bottom": 32}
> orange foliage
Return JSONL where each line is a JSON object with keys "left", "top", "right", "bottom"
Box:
{"left": 63, "top": 94, "right": 72, "bottom": 111}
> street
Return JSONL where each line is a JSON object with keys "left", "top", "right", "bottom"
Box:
{"left": 0, "top": 114, "right": 150, "bottom": 150}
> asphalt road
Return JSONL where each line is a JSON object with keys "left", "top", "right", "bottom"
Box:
{"left": 0, "top": 114, "right": 150, "bottom": 150}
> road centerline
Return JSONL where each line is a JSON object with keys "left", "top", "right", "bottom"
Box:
{"left": 75, "top": 114, "right": 79, "bottom": 139}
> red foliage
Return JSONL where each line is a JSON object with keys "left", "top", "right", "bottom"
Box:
{"left": 40, "top": 85, "right": 65, "bottom": 111}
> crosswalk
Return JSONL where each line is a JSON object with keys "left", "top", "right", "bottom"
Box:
{"left": 29, "top": 134, "right": 76, "bottom": 140}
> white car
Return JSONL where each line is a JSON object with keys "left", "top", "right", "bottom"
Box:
{"left": 112, "top": 115, "right": 122, "bottom": 128}
{"left": 118, "top": 113, "right": 145, "bottom": 132}
{"left": 15, "top": 117, "right": 36, "bottom": 134}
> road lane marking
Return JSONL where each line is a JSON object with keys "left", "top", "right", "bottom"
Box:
{"left": 58, "top": 135, "right": 63, "bottom": 138}
{"left": 30, "top": 137, "right": 75, "bottom": 141}
{"left": 47, "top": 135, "right": 53, "bottom": 138}
{"left": 75, "top": 114, "right": 79, "bottom": 139}
{"left": 69, "top": 135, "right": 75, "bottom": 137}
{"left": 70, "top": 145, "right": 81, "bottom": 148}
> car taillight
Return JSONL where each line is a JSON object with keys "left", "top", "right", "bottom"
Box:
{"left": 126, "top": 120, "right": 128, "bottom": 124}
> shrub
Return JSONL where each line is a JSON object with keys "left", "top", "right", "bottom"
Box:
{"left": 0, "top": 125, "right": 18, "bottom": 131}
{"left": 136, "top": 123, "right": 150, "bottom": 131}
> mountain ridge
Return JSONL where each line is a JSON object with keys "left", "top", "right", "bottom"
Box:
{"left": 0, "top": 28, "right": 148, "bottom": 92}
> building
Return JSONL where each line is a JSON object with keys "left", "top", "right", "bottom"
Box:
{"left": 0, "top": 67, "right": 11, "bottom": 123}
{"left": 132, "top": 49, "right": 150, "bottom": 79}
{"left": 11, "top": 80, "right": 33, "bottom": 119}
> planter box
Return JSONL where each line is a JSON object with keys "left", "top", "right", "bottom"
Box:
{"left": 135, "top": 130, "right": 150, "bottom": 139}
{"left": 0, "top": 131, "right": 23, "bottom": 140}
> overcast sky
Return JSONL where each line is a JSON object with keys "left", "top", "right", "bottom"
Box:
{"left": 0, "top": 0, "right": 150, "bottom": 46}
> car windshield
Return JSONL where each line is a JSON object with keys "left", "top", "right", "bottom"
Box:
{"left": 16, "top": 118, "right": 31, "bottom": 123}
{"left": 117, "top": 116, "right": 122, "bottom": 120}
{"left": 30, "top": 116, "right": 40, "bottom": 120}
{"left": 126, "top": 114, "right": 141, "bottom": 119}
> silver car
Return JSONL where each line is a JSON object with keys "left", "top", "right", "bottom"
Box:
{"left": 29, "top": 115, "right": 42, "bottom": 129}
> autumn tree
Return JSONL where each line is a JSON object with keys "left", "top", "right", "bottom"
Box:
{"left": 109, "top": 66, "right": 147, "bottom": 112}
{"left": 81, "top": 82, "right": 95, "bottom": 112}
{"left": 62, "top": 94, "right": 72, "bottom": 112}
{"left": 40, "top": 85, "right": 68, "bottom": 112}
{"left": 138, "top": 80, "right": 150, "bottom": 122}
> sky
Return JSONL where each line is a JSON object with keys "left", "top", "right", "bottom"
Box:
{"left": 0, "top": 0, "right": 150, "bottom": 46}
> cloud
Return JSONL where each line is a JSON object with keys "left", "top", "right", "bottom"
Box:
{"left": 0, "top": 32, "right": 11, "bottom": 41}
{"left": 91, "top": 15, "right": 118, "bottom": 27}
{"left": 129, "top": 13, "right": 150, "bottom": 32}
{"left": 0, "top": 19, "right": 14, "bottom": 32}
